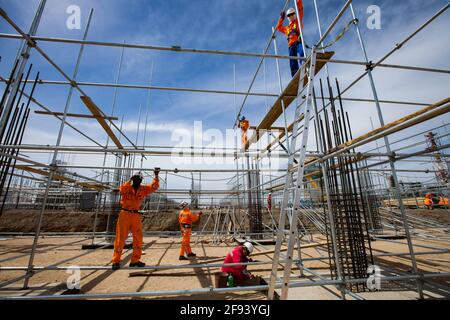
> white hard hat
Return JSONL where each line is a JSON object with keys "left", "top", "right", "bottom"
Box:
{"left": 243, "top": 242, "right": 254, "bottom": 254}
{"left": 180, "top": 201, "right": 189, "bottom": 209}
{"left": 287, "top": 8, "right": 296, "bottom": 16}
{"left": 132, "top": 171, "right": 144, "bottom": 179}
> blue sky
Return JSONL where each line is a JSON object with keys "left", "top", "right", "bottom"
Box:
{"left": 0, "top": 0, "right": 449, "bottom": 193}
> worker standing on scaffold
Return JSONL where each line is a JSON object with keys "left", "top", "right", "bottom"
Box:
{"left": 238, "top": 116, "right": 250, "bottom": 147}
{"left": 111, "top": 168, "right": 160, "bottom": 270}
{"left": 276, "top": 0, "right": 305, "bottom": 77}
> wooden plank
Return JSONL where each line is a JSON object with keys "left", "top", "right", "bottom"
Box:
{"left": 15, "top": 165, "right": 104, "bottom": 191}
{"left": 34, "top": 110, "right": 118, "bottom": 121}
{"left": 80, "top": 96, "right": 124, "bottom": 150}
{"left": 249, "top": 126, "right": 290, "bottom": 131}
{"left": 245, "top": 52, "right": 334, "bottom": 151}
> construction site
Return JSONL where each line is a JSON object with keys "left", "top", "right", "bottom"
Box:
{"left": 0, "top": 0, "right": 449, "bottom": 301}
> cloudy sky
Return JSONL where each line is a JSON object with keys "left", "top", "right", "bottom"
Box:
{"left": 0, "top": 0, "right": 449, "bottom": 196}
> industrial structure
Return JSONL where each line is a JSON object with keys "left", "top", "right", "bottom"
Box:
{"left": 0, "top": 0, "right": 449, "bottom": 300}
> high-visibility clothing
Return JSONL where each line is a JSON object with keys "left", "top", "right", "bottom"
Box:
{"left": 120, "top": 179, "right": 159, "bottom": 211}
{"left": 179, "top": 208, "right": 200, "bottom": 225}
{"left": 276, "top": 0, "right": 305, "bottom": 47}
{"left": 221, "top": 246, "right": 251, "bottom": 283}
{"left": 239, "top": 120, "right": 250, "bottom": 146}
{"left": 424, "top": 198, "right": 433, "bottom": 207}
{"left": 179, "top": 208, "right": 200, "bottom": 256}
{"left": 112, "top": 178, "right": 159, "bottom": 264}
{"left": 439, "top": 197, "right": 449, "bottom": 205}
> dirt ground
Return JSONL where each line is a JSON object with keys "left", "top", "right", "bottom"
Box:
{"left": 0, "top": 207, "right": 449, "bottom": 300}
{"left": 0, "top": 229, "right": 448, "bottom": 300}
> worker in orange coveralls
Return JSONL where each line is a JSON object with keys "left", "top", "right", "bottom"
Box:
{"left": 276, "top": 0, "right": 305, "bottom": 77}
{"left": 178, "top": 201, "right": 202, "bottom": 260}
{"left": 424, "top": 193, "right": 434, "bottom": 210}
{"left": 439, "top": 196, "right": 449, "bottom": 206}
{"left": 111, "top": 169, "right": 160, "bottom": 270}
{"left": 238, "top": 116, "right": 250, "bottom": 147}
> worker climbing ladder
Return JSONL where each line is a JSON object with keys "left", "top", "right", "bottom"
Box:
{"left": 267, "top": 48, "right": 320, "bottom": 300}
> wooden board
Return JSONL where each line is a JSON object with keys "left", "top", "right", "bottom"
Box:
{"left": 15, "top": 165, "right": 105, "bottom": 191}
{"left": 34, "top": 110, "right": 118, "bottom": 121}
{"left": 245, "top": 52, "right": 334, "bottom": 151}
{"left": 80, "top": 96, "right": 124, "bottom": 150}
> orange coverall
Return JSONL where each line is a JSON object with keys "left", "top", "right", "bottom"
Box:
{"left": 179, "top": 208, "right": 200, "bottom": 256}
{"left": 239, "top": 119, "right": 250, "bottom": 147}
{"left": 112, "top": 178, "right": 159, "bottom": 264}
{"left": 424, "top": 195, "right": 433, "bottom": 210}
{"left": 276, "top": 0, "right": 305, "bottom": 47}
{"left": 439, "top": 197, "right": 449, "bottom": 205}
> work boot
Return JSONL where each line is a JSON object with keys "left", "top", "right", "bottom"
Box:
{"left": 129, "top": 261, "right": 146, "bottom": 268}
{"left": 187, "top": 253, "right": 197, "bottom": 257}
{"left": 179, "top": 256, "right": 188, "bottom": 261}
{"left": 112, "top": 263, "right": 121, "bottom": 270}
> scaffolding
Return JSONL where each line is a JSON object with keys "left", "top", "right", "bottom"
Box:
{"left": 0, "top": 0, "right": 449, "bottom": 300}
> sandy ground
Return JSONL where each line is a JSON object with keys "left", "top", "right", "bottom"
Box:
{"left": 0, "top": 228, "right": 449, "bottom": 300}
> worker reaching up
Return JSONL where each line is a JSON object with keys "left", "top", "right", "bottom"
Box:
{"left": 276, "top": 0, "right": 305, "bottom": 77}
{"left": 178, "top": 201, "right": 203, "bottom": 260}
{"left": 238, "top": 116, "right": 250, "bottom": 147}
{"left": 111, "top": 169, "right": 160, "bottom": 270}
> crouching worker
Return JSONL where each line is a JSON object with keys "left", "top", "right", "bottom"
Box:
{"left": 111, "top": 168, "right": 160, "bottom": 270}
{"left": 179, "top": 201, "right": 203, "bottom": 260}
{"left": 220, "top": 242, "right": 262, "bottom": 286}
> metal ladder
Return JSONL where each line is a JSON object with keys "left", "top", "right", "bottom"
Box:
{"left": 268, "top": 49, "right": 319, "bottom": 300}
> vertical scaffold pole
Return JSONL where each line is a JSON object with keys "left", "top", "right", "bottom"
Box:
{"left": 23, "top": 8, "right": 94, "bottom": 289}
{"left": 349, "top": 3, "right": 423, "bottom": 299}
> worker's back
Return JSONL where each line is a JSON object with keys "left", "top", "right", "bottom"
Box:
{"left": 221, "top": 246, "right": 248, "bottom": 281}
{"left": 120, "top": 180, "right": 159, "bottom": 210}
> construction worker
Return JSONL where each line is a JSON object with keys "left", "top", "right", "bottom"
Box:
{"left": 238, "top": 116, "right": 250, "bottom": 147}
{"left": 276, "top": 0, "right": 305, "bottom": 77}
{"left": 179, "top": 201, "right": 203, "bottom": 260}
{"left": 439, "top": 196, "right": 449, "bottom": 206}
{"left": 267, "top": 193, "right": 272, "bottom": 211}
{"left": 111, "top": 169, "right": 160, "bottom": 270}
{"left": 221, "top": 242, "right": 261, "bottom": 286}
{"left": 424, "top": 193, "right": 434, "bottom": 210}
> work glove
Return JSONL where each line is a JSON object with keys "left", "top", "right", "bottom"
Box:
{"left": 280, "top": 11, "right": 286, "bottom": 20}
{"left": 154, "top": 167, "right": 160, "bottom": 177}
